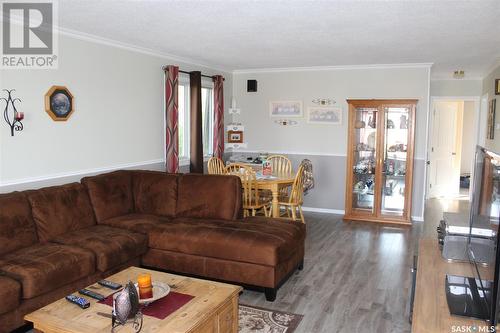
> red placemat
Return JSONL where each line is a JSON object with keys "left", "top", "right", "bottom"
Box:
{"left": 98, "top": 291, "right": 195, "bottom": 320}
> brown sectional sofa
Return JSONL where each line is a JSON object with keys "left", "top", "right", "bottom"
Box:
{"left": 0, "top": 170, "right": 306, "bottom": 333}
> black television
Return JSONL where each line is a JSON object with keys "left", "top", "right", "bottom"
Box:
{"left": 445, "top": 146, "right": 500, "bottom": 327}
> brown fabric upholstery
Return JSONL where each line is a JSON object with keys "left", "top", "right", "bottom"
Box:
{"left": 0, "top": 276, "right": 21, "bottom": 315}
{"left": 133, "top": 171, "right": 178, "bottom": 217}
{"left": 52, "top": 225, "right": 148, "bottom": 272}
{"left": 176, "top": 174, "right": 242, "bottom": 220}
{"left": 148, "top": 217, "right": 305, "bottom": 266}
{"left": 0, "top": 170, "right": 306, "bottom": 333}
{"left": 0, "top": 258, "right": 140, "bottom": 333}
{"left": 143, "top": 248, "right": 276, "bottom": 287}
{"left": 27, "top": 183, "right": 96, "bottom": 242}
{"left": 0, "top": 192, "right": 38, "bottom": 256}
{"left": 82, "top": 170, "right": 134, "bottom": 222}
{"left": 0, "top": 243, "right": 95, "bottom": 299}
{"left": 100, "top": 213, "right": 167, "bottom": 234}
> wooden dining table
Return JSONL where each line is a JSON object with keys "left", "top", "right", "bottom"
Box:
{"left": 255, "top": 173, "right": 295, "bottom": 218}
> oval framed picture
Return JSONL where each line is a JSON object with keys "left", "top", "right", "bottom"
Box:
{"left": 45, "top": 86, "right": 74, "bottom": 121}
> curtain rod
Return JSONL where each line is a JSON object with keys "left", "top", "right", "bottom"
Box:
{"left": 163, "top": 66, "right": 225, "bottom": 81}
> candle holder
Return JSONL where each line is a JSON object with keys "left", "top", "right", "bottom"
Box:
{"left": 1, "top": 89, "right": 24, "bottom": 137}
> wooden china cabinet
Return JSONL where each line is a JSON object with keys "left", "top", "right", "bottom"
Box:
{"left": 344, "top": 99, "right": 417, "bottom": 225}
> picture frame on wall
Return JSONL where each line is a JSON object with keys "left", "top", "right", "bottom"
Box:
{"left": 488, "top": 99, "right": 496, "bottom": 140}
{"left": 269, "top": 101, "right": 303, "bottom": 117}
{"left": 307, "top": 107, "right": 342, "bottom": 125}
{"left": 227, "top": 130, "right": 243, "bottom": 143}
{"left": 45, "top": 86, "right": 74, "bottom": 121}
{"left": 495, "top": 79, "right": 500, "bottom": 95}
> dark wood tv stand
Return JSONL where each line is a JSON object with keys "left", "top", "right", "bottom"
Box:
{"left": 412, "top": 238, "right": 494, "bottom": 332}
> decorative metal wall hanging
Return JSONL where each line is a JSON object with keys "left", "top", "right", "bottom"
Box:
{"left": 312, "top": 98, "right": 335, "bottom": 106}
{"left": 1, "top": 89, "right": 24, "bottom": 137}
{"left": 45, "top": 86, "right": 74, "bottom": 121}
{"left": 274, "top": 119, "right": 298, "bottom": 126}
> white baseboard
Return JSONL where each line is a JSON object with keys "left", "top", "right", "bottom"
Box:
{"left": 301, "top": 206, "right": 345, "bottom": 215}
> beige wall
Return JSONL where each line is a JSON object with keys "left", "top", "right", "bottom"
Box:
{"left": 231, "top": 66, "right": 430, "bottom": 158}
{"left": 230, "top": 66, "right": 430, "bottom": 219}
{"left": 460, "top": 101, "right": 475, "bottom": 174}
{"left": 0, "top": 34, "right": 232, "bottom": 187}
{"left": 430, "top": 79, "right": 482, "bottom": 97}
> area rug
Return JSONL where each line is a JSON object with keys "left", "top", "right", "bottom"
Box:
{"left": 239, "top": 304, "right": 303, "bottom": 333}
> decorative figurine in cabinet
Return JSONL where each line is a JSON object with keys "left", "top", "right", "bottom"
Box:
{"left": 344, "top": 99, "right": 417, "bottom": 225}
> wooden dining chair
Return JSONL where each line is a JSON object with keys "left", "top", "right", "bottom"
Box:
{"left": 278, "top": 164, "right": 306, "bottom": 223}
{"left": 225, "top": 163, "right": 271, "bottom": 217}
{"left": 266, "top": 155, "right": 292, "bottom": 176}
{"left": 207, "top": 157, "right": 226, "bottom": 175}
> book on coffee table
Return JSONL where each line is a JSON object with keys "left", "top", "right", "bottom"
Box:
{"left": 24, "top": 266, "right": 242, "bottom": 333}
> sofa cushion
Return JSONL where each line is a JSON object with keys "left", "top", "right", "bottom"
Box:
{"left": 82, "top": 170, "right": 134, "bottom": 222}
{"left": 0, "top": 192, "right": 38, "bottom": 256}
{"left": 27, "top": 183, "right": 96, "bottom": 242}
{"left": 148, "top": 217, "right": 306, "bottom": 266}
{"left": 133, "top": 171, "right": 178, "bottom": 217}
{"left": 0, "top": 276, "right": 21, "bottom": 315}
{"left": 0, "top": 243, "right": 95, "bottom": 299}
{"left": 176, "top": 174, "right": 242, "bottom": 220}
{"left": 100, "top": 214, "right": 167, "bottom": 234}
{"left": 52, "top": 225, "right": 148, "bottom": 272}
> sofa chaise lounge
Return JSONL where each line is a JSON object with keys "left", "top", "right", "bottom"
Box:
{"left": 0, "top": 170, "right": 305, "bottom": 332}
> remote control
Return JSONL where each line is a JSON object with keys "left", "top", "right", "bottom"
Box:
{"left": 65, "top": 295, "right": 90, "bottom": 309}
{"left": 98, "top": 280, "right": 122, "bottom": 290}
{"left": 79, "top": 288, "right": 105, "bottom": 301}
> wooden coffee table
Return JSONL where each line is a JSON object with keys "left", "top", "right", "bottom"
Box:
{"left": 25, "top": 266, "right": 242, "bottom": 333}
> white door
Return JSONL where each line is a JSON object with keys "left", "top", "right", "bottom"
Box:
{"left": 428, "top": 101, "right": 461, "bottom": 198}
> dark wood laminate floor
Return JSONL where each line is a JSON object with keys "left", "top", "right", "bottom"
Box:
{"left": 240, "top": 197, "right": 470, "bottom": 333}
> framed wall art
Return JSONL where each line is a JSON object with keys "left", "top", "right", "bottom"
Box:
{"left": 45, "top": 86, "right": 74, "bottom": 121}
{"left": 307, "top": 107, "right": 342, "bottom": 125}
{"left": 488, "top": 99, "right": 496, "bottom": 140}
{"left": 495, "top": 79, "right": 500, "bottom": 95}
{"left": 228, "top": 130, "right": 243, "bottom": 143}
{"left": 269, "top": 101, "right": 303, "bottom": 117}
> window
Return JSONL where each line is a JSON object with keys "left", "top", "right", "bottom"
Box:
{"left": 176, "top": 79, "right": 214, "bottom": 164}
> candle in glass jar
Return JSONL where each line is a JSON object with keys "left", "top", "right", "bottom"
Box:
{"left": 137, "top": 273, "right": 153, "bottom": 299}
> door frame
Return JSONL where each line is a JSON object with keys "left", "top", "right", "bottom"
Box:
{"left": 425, "top": 96, "right": 480, "bottom": 200}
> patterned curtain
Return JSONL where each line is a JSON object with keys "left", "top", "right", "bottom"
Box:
{"left": 165, "top": 65, "right": 179, "bottom": 173}
{"left": 212, "top": 75, "right": 224, "bottom": 159}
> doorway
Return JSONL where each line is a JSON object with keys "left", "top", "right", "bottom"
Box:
{"left": 427, "top": 98, "right": 480, "bottom": 199}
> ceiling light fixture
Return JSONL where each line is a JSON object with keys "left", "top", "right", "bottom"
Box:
{"left": 453, "top": 70, "right": 465, "bottom": 79}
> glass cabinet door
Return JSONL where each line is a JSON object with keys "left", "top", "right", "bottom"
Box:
{"left": 352, "top": 107, "right": 378, "bottom": 213}
{"left": 380, "top": 106, "right": 410, "bottom": 216}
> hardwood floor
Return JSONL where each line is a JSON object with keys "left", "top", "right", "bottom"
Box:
{"left": 241, "top": 197, "right": 470, "bottom": 333}
{"left": 240, "top": 212, "right": 420, "bottom": 333}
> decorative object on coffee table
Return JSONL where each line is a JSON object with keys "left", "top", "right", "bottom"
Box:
{"left": 112, "top": 281, "right": 142, "bottom": 332}
{"left": 239, "top": 304, "right": 303, "bottom": 333}
{"left": 1, "top": 89, "right": 24, "bottom": 136}
{"left": 25, "top": 267, "right": 242, "bottom": 333}
{"left": 45, "top": 85, "right": 74, "bottom": 121}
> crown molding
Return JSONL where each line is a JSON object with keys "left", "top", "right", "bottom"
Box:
{"left": 232, "top": 63, "right": 433, "bottom": 74}
{"left": 57, "top": 27, "right": 232, "bottom": 74}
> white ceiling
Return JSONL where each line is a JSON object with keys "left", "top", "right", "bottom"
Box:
{"left": 58, "top": 0, "right": 500, "bottom": 79}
